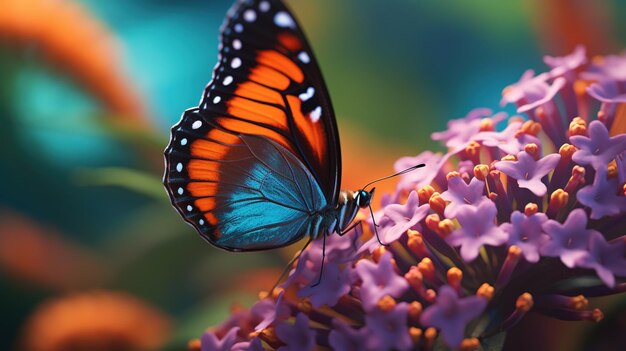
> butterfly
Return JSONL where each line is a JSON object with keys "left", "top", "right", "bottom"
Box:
{"left": 164, "top": 0, "right": 422, "bottom": 255}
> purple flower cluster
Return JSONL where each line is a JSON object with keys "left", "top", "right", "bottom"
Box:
{"left": 194, "top": 47, "right": 626, "bottom": 351}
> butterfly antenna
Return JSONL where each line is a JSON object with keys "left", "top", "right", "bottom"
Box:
{"left": 361, "top": 164, "right": 425, "bottom": 191}
{"left": 269, "top": 238, "right": 313, "bottom": 295}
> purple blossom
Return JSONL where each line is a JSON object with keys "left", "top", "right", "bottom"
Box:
{"left": 283, "top": 250, "right": 317, "bottom": 288}
{"left": 474, "top": 121, "right": 541, "bottom": 155}
{"left": 500, "top": 211, "right": 549, "bottom": 263}
{"left": 307, "top": 228, "right": 359, "bottom": 264}
{"left": 446, "top": 200, "right": 508, "bottom": 262}
{"left": 232, "top": 338, "right": 263, "bottom": 351}
{"left": 617, "top": 151, "right": 626, "bottom": 185}
{"left": 587, "top": 80, "right": 626, "bottom": 103}
{"left": 544, "top": 45, "right": 587, "bottom": 78}
{"left": 431, "top": 108, "right": 492, "bottom": 149}
{"left": 581, "top": 52, "right": 626, "bottom": 82}
{"left": 577, "top": 169, "right": 626, "bottom": 219}
{"left": 495, "top": 151, "right": 561, "bottom": 196}
{"left": 576, "top": 233, "right": 626, "bottom": 287}
{"left": 298, "top": 261, "right": 351, "bottom": 308}
{"left": 193, "top": 47, "right": 626, "bottom": 351}
{"left": 365, "top": 302, "right": 412, "bottom": 351}
{"left": 276, "top": 313, "right": 316, "bottom": 351}
{"left": 517, "top": 77, "right": 566, "bottom": 113}
{"left": 420, "top": 285, "right": 487, "bottom": 347}
{"left": 500, "top": 69, "right": 566, "bottom": 113}
{"left": 354, "top": 251, "right": 409, "bottom": 311}
{"left": 541, "top": 209, "right": 601, "bottom": 268}
{"left": 500, "top": 69, "right": 542, "bottom": 105}
{"left": 379, "top": 190, "right": 430, "bottom": 243}
{"left": 570, "top": 120, "right": 626, "bottom": 170}
{"left": 201, "top": 327, "right": 239, "bottom": 351}
{"left": 252, "top": 291, "right": 288, "bottom": 331}
{"left": 328, "top": 319, "right": 370, "bottom": 351}
{"left": 440, "top": 175, "right": 489, "bottom": 218}
{"left": 395, "top": 151, "right": 448, "bottom": 191}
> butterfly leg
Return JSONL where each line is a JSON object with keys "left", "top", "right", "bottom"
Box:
{"left": 338, "top": 220, "right": 363, "bottom": 252}
{"left": 311, "top": 233, "right": 326, "bottom": 287}
{"left": 269, "top": 238, "right": 313, "bottom": 294}
{"left": 368, "top": 204, "right": 388, "bottom": 246}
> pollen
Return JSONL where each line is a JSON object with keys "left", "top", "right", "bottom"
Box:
{"left": 559, "top": 143, "right": 576, "bottom": 160}
{"left": 429, "top": 192, "right": 446, "bottom": 217}
{"left": 409, "top": 327, "right": 422, "bottom": 345}
{"left": 461, "top": 337, "right": 480, "bottom": 351}
{"left": 479, "top": 118, "right": 494, "bottom": 131}
{"left": 377, "top": 295, "right": 396, "bottom": 312}
{"left": 524, "top": 143, "right": 540, "bottom": 159}
{"left": 473, "top": 164, "right": 489, "bottom": 181}
{"left": 417, "top": 258, "right": 435, "bottom": 281}
{"left": 516, "top": 293, "right": 534, "bottom": 312}
{"left": 549, "top": 189, "right": 569, "bottom": 211}
{"left": 408, "top": 301, "right": 423, "bottom": 321}
{"left": 446, "top": 267, "right": 463, "bottom": 289}
{"left": 569, "top": 117, "right": 587, "bottom": 136}
{"left": 524, "top": 202, "right": 539, "bottom": 216}
{"left": 477, "top": 283, "right": 494, "bottom": 301}
{"left": 418, "top": 185, "right": 435, "bottom": 205}
{"left": 520, "top": 120, "right": 542, "bottom": 136}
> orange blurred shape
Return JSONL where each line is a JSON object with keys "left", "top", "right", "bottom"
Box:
{"left": 529, "top": 0, "right": 618, "bottom": 56}
{"left": 0, "top": 0, "right": 147, "bottom": 125}
{"left": 340, "top": 119, "right": 411, "bottom": 207}
{"left": 19, "top": 291, "right": 171, "bottom": 351}
{"left": 0, "top": 211, "right": 110, "bottom": 290}
{"left": 612, "top": 104, "right": 626, "bottom": 136}
{"left": 229, "top": 267, "right": 284, "bottom": 293}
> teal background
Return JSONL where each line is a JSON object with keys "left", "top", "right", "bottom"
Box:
{"left": 1, "top": 0, "right": 624, "bottom": 349}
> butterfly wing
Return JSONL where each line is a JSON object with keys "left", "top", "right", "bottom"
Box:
{"left": 164, "top": 0, "right": 340, "bottom": 250}
{"left": 203, "top": 0, "right": 341, "bottom": 202}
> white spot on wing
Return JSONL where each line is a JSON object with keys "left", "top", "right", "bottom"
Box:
{"left": 234, "top": 23, "right": 243, "bottom": 33}
{"left": 232, "top": 39, "right": 242, "bottom": 50}
{"left": 192, "top": 120, "right": 202, "bottom": 129}
{"left": 243, "top": 9, "right": 256, "bottom": 22}
{"left": 213, "top": 96, "right": 221, "bottom": 104}
{"left": 274, "top": 11, "right": 295, "bottom": 28}
{"left": 177, "top": 187, "right": 184, "bottom": 195}
{"left": 223, "top": 75, "right": 233, "bottom": 86}
{"left": 310, "top": 106, "right": 322, "bottom": 123}
{"left": 180, "top": 138, "right": 188, "bottom": 146}
{"left": 231, "top": 57, "right": 242, "bottom": 69}
{"left": 187, "top": 205, "right": 193, "bottom": 211}
{"left": 176, "top": 163, "right": 183, "bottom": 172}
{"left": 259, "top": 1, "right": 270, "bottom": 12}
{"left": 299, "top": 87, "right": 315, "bottom": 102}
{"left": 199, "top": 219, "right": 205, "bottom": 225}
{"left": 298, "top": 51, "right": 310, "bottom": 64}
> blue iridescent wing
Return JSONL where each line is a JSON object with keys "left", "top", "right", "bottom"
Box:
{"left": 165, "top": 109, "right": 327, "bottom": 251}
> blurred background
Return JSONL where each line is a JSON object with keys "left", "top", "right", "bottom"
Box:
{"left": 0, "top": 0, "right": 625, "bottom": 350}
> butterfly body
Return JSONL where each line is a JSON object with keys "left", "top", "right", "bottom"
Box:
{"left": 164, "top": 0, "right": 372, "bottom": 251}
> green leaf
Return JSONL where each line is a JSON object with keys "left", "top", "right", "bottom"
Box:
{"left": 74, "top": 167, "right": 166, "bottom": 201}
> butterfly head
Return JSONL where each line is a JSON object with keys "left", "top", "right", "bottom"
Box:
{"left": 356, "top": 188, "right": 375, "bottom": 208}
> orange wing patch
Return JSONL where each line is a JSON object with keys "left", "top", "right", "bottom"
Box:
{"left": 187, "top": 182, "right": 219, "bottom": 197}
{"left": 286, "top": 95, "right": 327, "bottom": 166}
{"left": 234, "top": 81, "right": 285, "bottom": 107}
{"left": 188, "top": 159, "right": 221, "bottom": 181}
{"left": 257, "top": 50, "right": 304, "bottom": 83}
{"left": 227, "top": 97, "right": 287, "bottom": 129}
{"left": 248, "top": 65, "right": 291, "bottom": 90}
{"left": 277, "top": 32, "right": 302, "bottom": 51}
